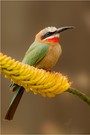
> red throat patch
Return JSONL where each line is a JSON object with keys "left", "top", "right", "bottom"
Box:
{"left": 46, "top": 37, "right": 59, "bottom": 42}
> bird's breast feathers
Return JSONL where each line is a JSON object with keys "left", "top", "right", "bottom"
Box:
{"left": 36, "top": 43, "right": 62, "bottom": 69}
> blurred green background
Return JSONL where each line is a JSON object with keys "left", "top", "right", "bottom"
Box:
{"left": 1, "top": 1, "right": 90, "bottom": 134}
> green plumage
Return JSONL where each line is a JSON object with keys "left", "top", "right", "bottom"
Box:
{"left": 5, "top": 41, "right": 49, "bottom": 120}
{"left": 22, "top": 41, "right": 49, "bottom": 65}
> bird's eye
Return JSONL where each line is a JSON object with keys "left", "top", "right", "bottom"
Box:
{"left": 41, "top": 31, "right": 56, "bottom": 40}
{"left": 45, "top": 32, "right": 52, "bottom": 36}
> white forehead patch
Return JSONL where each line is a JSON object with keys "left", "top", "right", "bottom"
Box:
{"left": 46, "top": 27, "right": 57, "bottom": 32}
{"left": 41, "top": 26, "right": 57, "bottom": 35}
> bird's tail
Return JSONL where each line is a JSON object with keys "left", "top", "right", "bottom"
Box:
{"left": 5, "top": 86, "right": 24, "bottom": 120}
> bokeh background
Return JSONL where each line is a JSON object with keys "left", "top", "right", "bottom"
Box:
{"left": 1, "top": 1, "right": 90, "bottom": 134}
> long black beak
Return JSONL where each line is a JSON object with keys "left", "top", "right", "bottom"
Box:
{"left": 56, "top": 26, "right": 75, "bottom": 33}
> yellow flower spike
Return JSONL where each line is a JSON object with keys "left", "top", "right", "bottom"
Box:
{"left": 0, "top": 52, "right": 71, "bottom": 97}
{"left": 36, "top": 72, "right": 47, "bottom": 85}
{"left": 40, "top": 77, "right": 60, "bottom": 92}
{"left": 29, "top": 70, "right": 47, "bottom": 85}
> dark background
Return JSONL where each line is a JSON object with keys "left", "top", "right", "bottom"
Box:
{"left": 1, "top": 1, "right": 90, "bottom": 134}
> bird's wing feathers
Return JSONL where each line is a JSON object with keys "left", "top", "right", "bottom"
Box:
{"left": 22, "top": 41, "right": 49, "bottom": 66}
{"left": 5, "top": 41, "right": 49, "bottom": 120}
{"left": 10, "top": 41, "right": 49, "bottom": 91}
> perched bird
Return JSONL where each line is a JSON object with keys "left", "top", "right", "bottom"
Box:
{"left": 5, "top": 26, "right": 74, "bottom": 120}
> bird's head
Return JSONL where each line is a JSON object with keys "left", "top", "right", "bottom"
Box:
{"left": 35, "top": 26, "right": 75, "bottom": 43}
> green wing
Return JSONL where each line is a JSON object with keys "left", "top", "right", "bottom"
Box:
{"left": 22, "top": 41, "right": 49, "bottom": 66}
{"left": 5, "top": 41, "right": 49, "bottom": 120}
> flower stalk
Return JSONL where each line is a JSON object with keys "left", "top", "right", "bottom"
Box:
{"left": 67, "top": 88, "right": 90, "bottom": 105}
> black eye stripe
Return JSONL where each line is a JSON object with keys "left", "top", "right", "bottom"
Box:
{"left": 41, "top": 31, "right": 56, "bottom": 40}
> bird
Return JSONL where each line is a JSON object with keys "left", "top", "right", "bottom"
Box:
{"left": 5, "top": 26, "right": 75, "bottom": 120}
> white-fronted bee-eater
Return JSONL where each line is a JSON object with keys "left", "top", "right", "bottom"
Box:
{"left": 5, "top": 26, "right": 75, "bottom": 120}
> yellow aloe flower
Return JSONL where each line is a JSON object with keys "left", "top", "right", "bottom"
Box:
{"left": 0, "top": 52, "right": 71, "bottom": 97}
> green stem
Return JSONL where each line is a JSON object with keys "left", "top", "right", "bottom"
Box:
{"left": 66, "top": 88, "right": 90, "bottom": 106}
